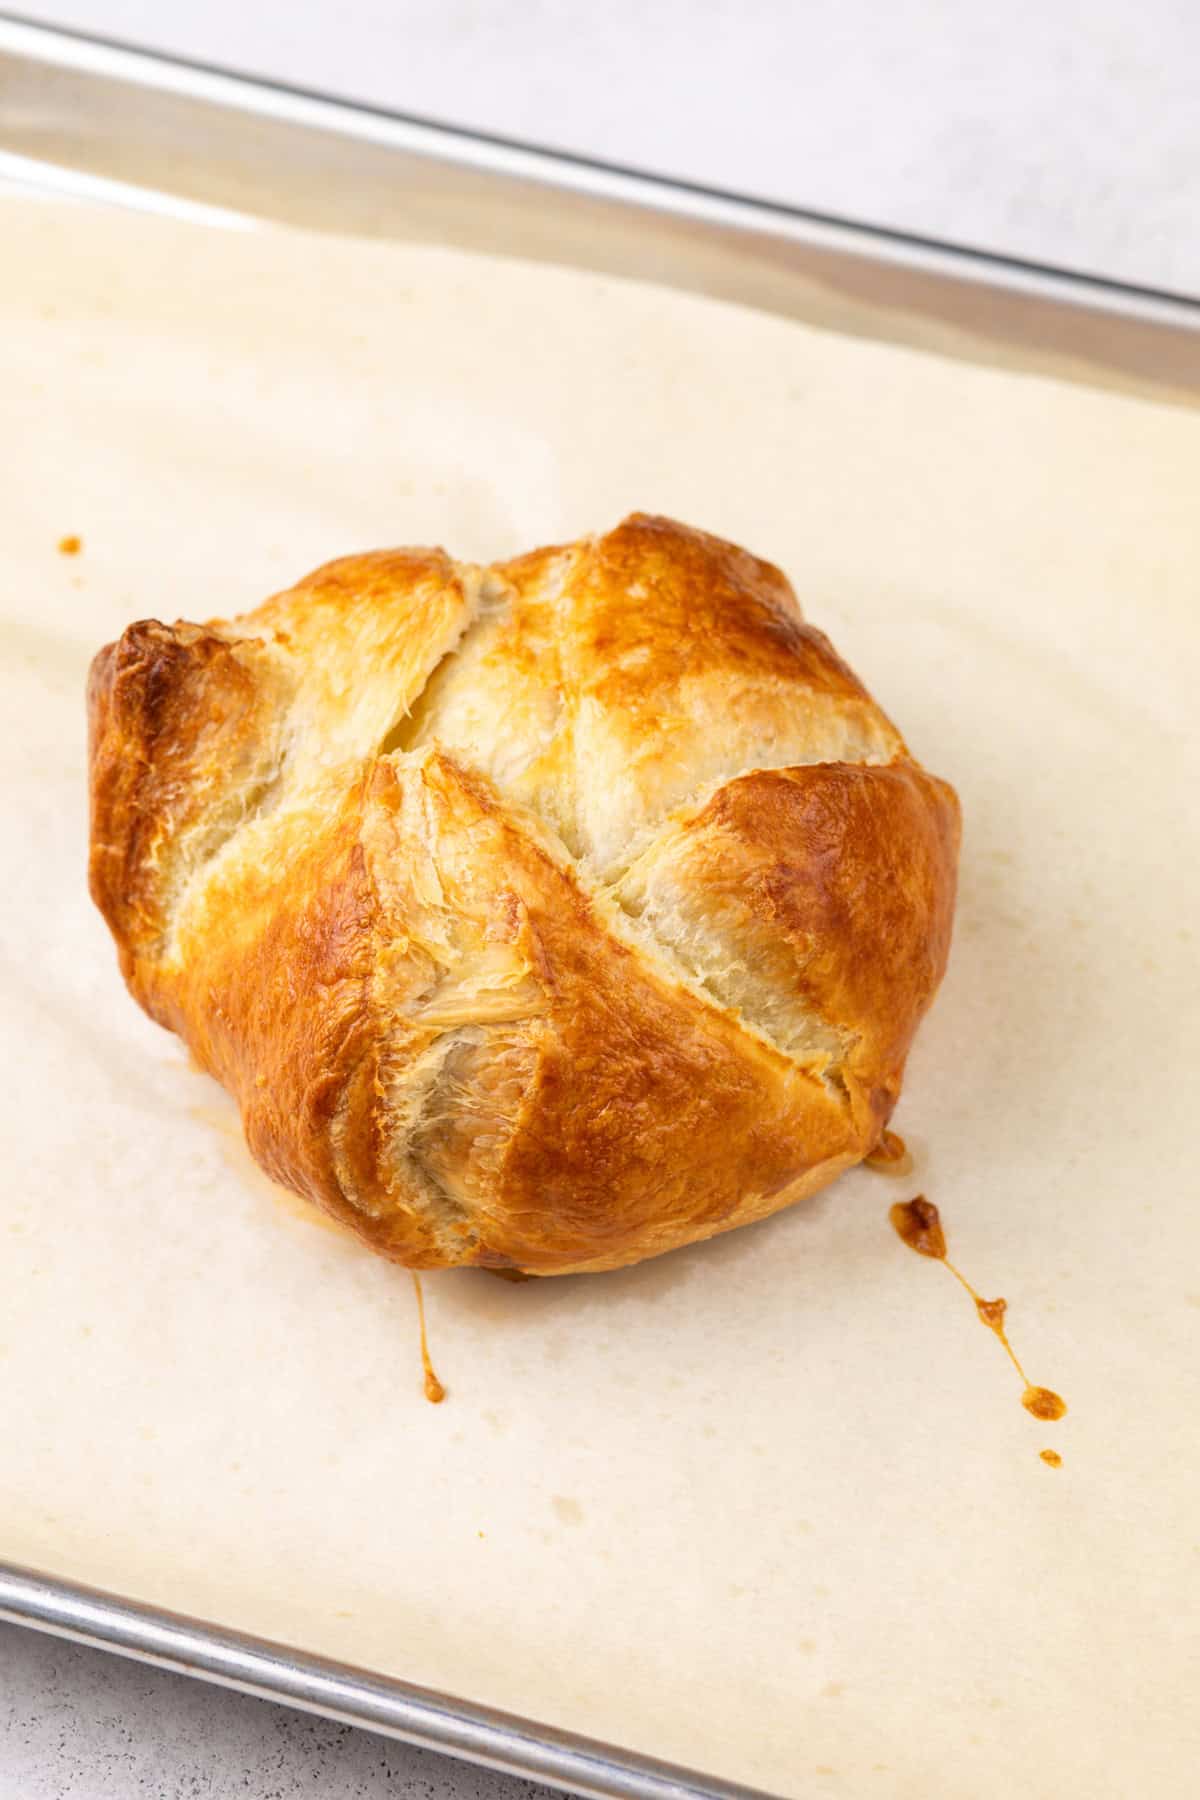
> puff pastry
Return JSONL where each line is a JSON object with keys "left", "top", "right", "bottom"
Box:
{"left": 88, "top": 514, "right": 960, "bottom": 1274}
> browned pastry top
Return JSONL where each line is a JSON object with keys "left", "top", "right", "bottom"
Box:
{"left": 88, "top": 514, "right": 960, "bottom": 1274}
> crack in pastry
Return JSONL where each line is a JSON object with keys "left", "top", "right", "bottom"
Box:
{"left": 88, "top": 513, "right": 960, "bottom": 1275}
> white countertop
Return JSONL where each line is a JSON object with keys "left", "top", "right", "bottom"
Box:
{"left": 11, "top": 0, "right": 1200, "bottom": 294}
{"left": 3, "top": 4, "right": 1197, "bottom": 1798}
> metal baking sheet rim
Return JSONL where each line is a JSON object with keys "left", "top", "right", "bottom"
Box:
{"left": 2, "top": 11, "right": 1199, "bottom": 388}
{"left": 0, "top": 1561, "right": 776, "bottom": 1800}
{"left": 0, "top": 16, "right": 1195, "bottom": 1800}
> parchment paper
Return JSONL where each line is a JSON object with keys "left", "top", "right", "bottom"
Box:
{"left": 1, "top": 194, "right": 1198, "bottom": 1798}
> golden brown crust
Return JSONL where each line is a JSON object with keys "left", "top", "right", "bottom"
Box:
{"left": 87, "top": 514, "right": 960, "bottom": 1275}
{"left": 617, "top": 761, "right": 960, "bottom": 1130}
{"left": 87, "top": 622, "right": 287, "bottom": 971}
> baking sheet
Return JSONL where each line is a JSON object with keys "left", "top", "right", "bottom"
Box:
{"left": 6, "top": 11, "right": 1200, "bottom": 425}
{"left": 1, "top": 191, "right": 1198, "bottom": 1798}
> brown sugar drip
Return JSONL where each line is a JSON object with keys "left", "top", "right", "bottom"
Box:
{"left": 57, "top": 534, "right": 82, "bottom": 555}
{"left": 1023, "top": 1386, "right": 1067, "bottom": 1421}
{"left": 411, "top": 1272, "right": 446, "bottom": 1404}
{"left": 890, "top": 1194, "right": 944, "bottom": 1257}
{"left": 1040, "top": 1449, "right": 1063, "bottom": 1469}
{"left": 865, "top": 1129, "right": 913, "bottom": 1175}
{"left": 889, "top": 1197, "right": 1067, "bottom": 1429}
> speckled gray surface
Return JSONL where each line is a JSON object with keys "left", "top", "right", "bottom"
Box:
{"left": 0, "top": 1623, "right": 562, "bottom": 1800}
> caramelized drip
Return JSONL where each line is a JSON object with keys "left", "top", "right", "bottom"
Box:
{"left": 890, "top": 1196, "right": 1067, "bottom": 1429}
{"left": 411, "top": 1273, "right": 446, "bottom": 1404}
{"left": 866, "top": 1129, "right": 912, "bottom": 1175}
{"left": 889, "top": 1196, "right": 945, "bottom": 1259}
{"left": 1023, "top": 1386, "right": 1067, "bottom": 1422}
{"left": 1039, "top": 1449, "right": 1063, "bottom": 1469}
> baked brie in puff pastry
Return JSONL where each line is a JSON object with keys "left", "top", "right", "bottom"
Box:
{"left": 88, "top": 514, "right": 959, "bottom": 1275}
